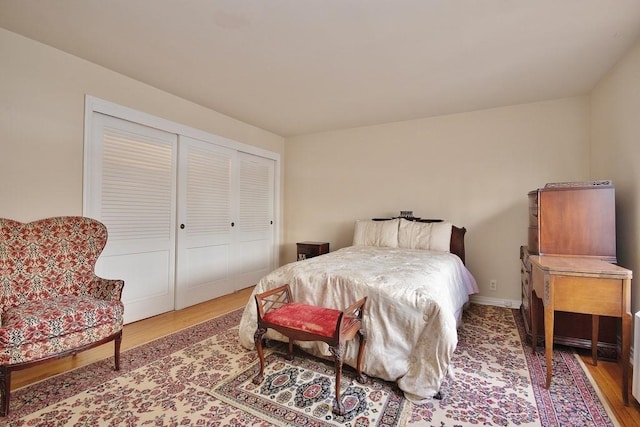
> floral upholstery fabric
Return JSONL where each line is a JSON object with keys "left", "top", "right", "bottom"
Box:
{"left": 0, "top": 217, "right": 124, "bottom": 365}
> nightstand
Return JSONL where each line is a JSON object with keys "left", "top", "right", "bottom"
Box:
{"left": 296, "top": 241, "right": 329, "bottom": 260}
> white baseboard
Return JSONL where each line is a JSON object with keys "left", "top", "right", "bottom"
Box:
{"left": 470, "top": 295, "right": 521, "bottom": 309}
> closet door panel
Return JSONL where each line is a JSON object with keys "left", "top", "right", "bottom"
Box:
{"left": 235, "top": 152, "right": 275, "bottom": 287}
{"left": 86, "top": 113, "right": 177, "bottom": 323}
{"left": 175, "top": 136, "right": 236, "bottom": 309}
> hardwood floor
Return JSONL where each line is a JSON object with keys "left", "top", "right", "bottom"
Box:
{"left": 576, "top": 349, "right": 640, "bottom": 426}
{"left": 10, "top": 291, "right": 640, "bottom": 425}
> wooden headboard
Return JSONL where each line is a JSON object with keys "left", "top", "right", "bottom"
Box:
{"left": 449, "top": 225, "right": 466, "bottom": 265}
{"left": 372, "top": 218, "right": 467, "bottom": 264}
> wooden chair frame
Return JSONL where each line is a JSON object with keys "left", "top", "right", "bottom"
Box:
{"left": 253, "top": 284, "right": 367, "bottom": 415}
{"left": 0, "top": 332, "right": 121, "bottom": 416}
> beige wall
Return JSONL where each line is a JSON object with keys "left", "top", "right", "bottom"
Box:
{"left": 0, "top": 28, "right": 285, "bottom": 223}
{"left": 591, "top": 38, "right": 640, "bottom": 313}
{"left": 285, "top": 98, "right": 591, "bottom": 303}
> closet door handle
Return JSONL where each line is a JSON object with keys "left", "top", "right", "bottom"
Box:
{"left": 231, "top": 222, "right": 235, "bottom": 227}
{"left": 180, "top": 224, "right": 185, "bottom": 229}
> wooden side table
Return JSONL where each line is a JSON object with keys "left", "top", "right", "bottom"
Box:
{"left": 296, "top": 241, "right": 329, "bottom": 260}
{"left": 530, "top": 255, "right": 632, "bottom": 405}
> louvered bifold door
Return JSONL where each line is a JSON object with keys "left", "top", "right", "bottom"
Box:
{"left": 234, "top": 152, "right": 275, "bottom": 288}
{"left": 86, "top": 113, "right": 178, "bottom": 323}
{"left": 175, "top": 136, "right": 236, "bottom": 309}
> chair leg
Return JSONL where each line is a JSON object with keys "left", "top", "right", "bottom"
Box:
{"left": 114, "top": 331, "right": 122, "bottom": 371}
{"left": 285, "top": 339, "right": 294, "bottom": 361}
{"left": 253, "top": 326, "right": 267, "bottom": 384}
{"left": 0, "top": 366, "right": 10, "bottom": 417}
{"left": 355, "top": 329, "right": 368, "bottom": 384}
{"left": 329, "top": 344, "right": 346, "bottom": 416}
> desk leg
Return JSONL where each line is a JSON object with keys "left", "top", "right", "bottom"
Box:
{"left": 622, "top": 311, "right": 631, "bottom": 406}
{"left": 591, "top": 315, "right": 599, "bottom": 366}
{"left": 544, "top": 305, "right": 554, "bottom": 388}
{"left": 531, "top": 291, "right": 538, "bottom": 353}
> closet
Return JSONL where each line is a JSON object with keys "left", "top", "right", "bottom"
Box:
{"left": 176, "top": 136, "right": 275, "bottom": 309}
{"left": 84, "top": 100, "right": 278, "bottom": 323}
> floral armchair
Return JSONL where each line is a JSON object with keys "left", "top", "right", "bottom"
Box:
{"left": 0, "top": 216, "right": 124, "bottom": 416}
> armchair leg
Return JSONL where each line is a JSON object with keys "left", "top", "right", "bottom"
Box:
{"left": 114, "top": 331, "right": 122, "bottom": 371}
{"left": 0, "top": 366, "right": 10, "bottom": 417}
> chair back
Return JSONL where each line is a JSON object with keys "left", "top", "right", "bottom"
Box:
{"left": 0, "top": 216, "right": 108, "bottom": 312}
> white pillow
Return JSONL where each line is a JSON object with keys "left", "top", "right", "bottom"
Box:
{"left": 398, "top": 219, "right": 452, "bottom": 252}
{"left": 352, "top": 219, "right": 399, "bottom": 247}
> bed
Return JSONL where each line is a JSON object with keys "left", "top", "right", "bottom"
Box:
{"left": 238, "top": 218, "right": 478, "bottom": 401}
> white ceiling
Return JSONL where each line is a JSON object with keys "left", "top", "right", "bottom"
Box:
{"left": 1, "top": 1, "right": 640, "bottom": 137}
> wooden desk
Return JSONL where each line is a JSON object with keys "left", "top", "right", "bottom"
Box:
{"left": 530, "top": 255, "right": 632, "bottom": 405}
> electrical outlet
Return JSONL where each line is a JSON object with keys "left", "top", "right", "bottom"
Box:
{"left": 489, "top": 279, "right": 497, "bottom": 291}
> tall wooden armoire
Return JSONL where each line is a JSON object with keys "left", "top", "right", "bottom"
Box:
{"left": 520, "top": 180, "right": 618, "bottom": 354}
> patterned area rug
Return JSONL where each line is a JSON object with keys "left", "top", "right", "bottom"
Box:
{"left": 5, "top": 304, "right": 617, "bottom": 426}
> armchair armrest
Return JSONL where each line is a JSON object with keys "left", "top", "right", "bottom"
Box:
{"left": 86, "top": 276, "right": 125, "bottom": 301}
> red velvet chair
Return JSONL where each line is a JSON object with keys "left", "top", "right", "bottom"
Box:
{"left": 253, "top": 284, "right": 367, "bottom": 415}
{"left": 0, "top": 216, "right": 124, "bottom": 416}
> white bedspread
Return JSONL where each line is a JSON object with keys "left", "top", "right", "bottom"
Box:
{"left": 238, "top": 245, "right": 478, "bottom": 401}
